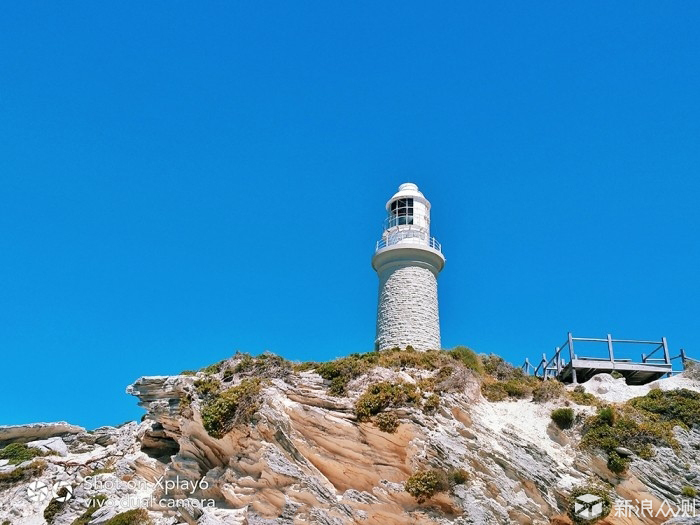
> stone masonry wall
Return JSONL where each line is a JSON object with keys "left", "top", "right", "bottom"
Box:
{"left": 375, "top": 264, "right": 440, "bottom": 351}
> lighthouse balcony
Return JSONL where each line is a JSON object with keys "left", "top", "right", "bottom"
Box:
{"left": 375, "top": 229, "right": 442, "bottom": 252}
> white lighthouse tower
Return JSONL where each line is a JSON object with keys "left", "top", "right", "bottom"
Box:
{"left": 372, "top": 183, "right": 445, "bottom": 351}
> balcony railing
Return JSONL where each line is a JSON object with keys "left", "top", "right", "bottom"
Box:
{"left": 375, "top": 229, "right": 442, "bottom": 252}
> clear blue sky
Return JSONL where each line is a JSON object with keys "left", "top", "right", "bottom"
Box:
{"left": 1, "top": 2, "right": 699, "bottom": 429}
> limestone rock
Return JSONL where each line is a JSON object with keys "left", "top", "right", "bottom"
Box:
{"left": 1, "top": 354, "right": 699, "bottom": 525}
{"left": 0, "top": 422, "right": 84, "bottom": 446}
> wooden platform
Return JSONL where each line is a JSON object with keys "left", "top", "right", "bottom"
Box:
{"left": 528, "top": 333, "right": 677, "bottom": 385}
{"left": 557, "top": 358, "right": 672, "bottom": 385}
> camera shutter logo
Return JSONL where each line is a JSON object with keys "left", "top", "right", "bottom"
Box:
{"left": 575, "top": 493, "right": 604, "bottom": 519}
{"left": 26, "top": 481, "right": 50, "bottom": 503}
{"left": 52, "top": 481, "right": 73, "bottom": 502}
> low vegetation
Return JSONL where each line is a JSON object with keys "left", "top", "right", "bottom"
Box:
{"left": 423, "top": 393, "right": 440, "bottom": 414}
{"left": 201, "top": 360, "right": 226, "bottom": 375}
{"left": 0, "top": 443, "right": 50, "bottom": 465}
{"left": 681, "top": 485, "right": 697, "bottom": 498}
{"left": 532, "top": 380, "right": 565, "bottom": 402}
{"left": 44, "top": 487, "right": 70, "bottom": 524}
{"left": 480, "top": 376, "right": 540, "bottom": 402}
{"left": 627, "top": 388, "right": 700, "bottom": 429}
{"left": 315, "top": 346, "right": 484, "bottom": 397}
{"left": 568, "top": 385, "right": 600, "bottom": 407}
{"left": 375, "top": 412, "right": 399, "bottom": 433}
{"left": 405, "top": 469, "right": 448, "bottom": 503}
{"left": 551, "top": 408, "right": 575, "bottom": 430}
{"left": 90, "top": 466, "right": 116, "bottom": 476}
{"left": 449, "top": 346, "right": 484, "bottom": 375}
{"left": 404, "top": 468, "right": 469, "bottom": 503}
{"left": 233, "top": 352, "right": 292, "bottom": 379}
{"left": 0, "top": 460, "right": 46, "bottom": 487}
{"left": 194, "top": 377, "right": 221, "bottom": 399}
{"left": 355, "top": 381, "right": 421, "bottom": 421}
{"left": 200, "top": 378, "right": 263, "bottom": 438}
{"left": 606, "top": 451, "right": 629, "bottom": 474}
{"left": 103, "top": 509, "right": 152, "bottom": 525}
{"left": 581, "top": 389, "right": 700, "bottom": 472}
{"left": 315, "top": 353, "right": 376, "bottom": 396}
{"left": 70, "top": 495, "right": 107, "bottom": 525}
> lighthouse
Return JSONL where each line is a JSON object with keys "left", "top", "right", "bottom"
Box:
{"left": 372, "top": 183, "right": 445, "bottom": 352}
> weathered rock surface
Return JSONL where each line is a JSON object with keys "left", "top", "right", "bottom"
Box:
{"left": 1, "top": 362, "right": 699, "bottom": 525}
{"left": 0, "top": 423, "right": 84, "bottom": 447}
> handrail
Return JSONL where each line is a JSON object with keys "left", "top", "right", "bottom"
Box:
{"left": 526, "top": 333, "right": 679, "bottom": 382}
{"left": 376, "top": 229, "right": 442, "bottom": 253}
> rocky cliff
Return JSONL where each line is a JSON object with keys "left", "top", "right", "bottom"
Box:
{"left": 1, "top": 349, "right": 699, "bottom": 525}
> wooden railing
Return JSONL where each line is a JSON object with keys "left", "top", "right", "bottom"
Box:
{"left": 521, "top": 332, "right": 680, "bottom": 380}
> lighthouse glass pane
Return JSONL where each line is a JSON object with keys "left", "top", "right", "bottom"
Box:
{"left": 389, "top": 198, "right": 413, "bottom": 226}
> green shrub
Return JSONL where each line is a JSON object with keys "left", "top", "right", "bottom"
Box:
{"left": 0, "top": 460, "right": 46, "bottom": 487}
{"left": 71, "top": 495, "right": 107, "bottom": 525}
{"left": 3, "top": 520, "right": 11, "bottom": 525}
{"left": 293, "top": 361, "right": 318, "bottom": 373}
{"left": 90, "top": 466, "right": 115, "bottom": 475}
{"left": 598, "top": 406, "right": 616, "bottom": 426}
{"left": 481, "top": 382, "right": 508, "bottom": 402}
{"left": 628, "top": 388, "right": 700, "bottom": 429}
{"left": 201, "top": 360, "right": 225, "bottom": 375}
{"left": 567, "top": 483, "right": 612, "bottom": 524}
{"left": 355, "top": 381, "right": 421, "bottom": 421}
{"left": 377, "top": 347, "right": 446, "bottom": 371}
{"left": 316, "top": 354, "right": 376, "bottom": 396}
{"left": 231, "top": 353, "right": 291, "bottom": 379}
{"left": 179, "top": 370, "right": 197, "bottom": 376}
{"left": 568, "top": 387, "right": 600, "bottom": 406}
{"left": 610, "top": 371, "right": 623, "bottom": 379}
{"left": 103, "top": 509, "right": 152, "bottom": 525}
{"left": 481, "top": 376, "right": 539, "bottom": 402}
{"left": 681, "top": 485, "right": 697, "bottom": 498}
{"left": 448, "top": 468, "right": 469, "bottom": 486}
{"left": 221, "top": 368, "right": 233, "bottom": 382}
{"left": 580, "top": 389, "right": 700, "bottom": 464}
{"left": 375, "top": 412, "right": 399, "bottom": 433}
{"left": 436, "top": 366, "right": 454, "bottom": 381}
{"left": 482, "top": 354, "right": 523, "bottom": 380}
{"left": 582, "top": 403, "right": 679, "bottom": 460}
{"left": 44, "top": 487, "right": 69, "bottom": 523}
{"left": 200, "top": 378, "right": 263, "bottom": 438}
{"left": 502, "top": 379, "right": 533, "bottom": 398}
{"left": 404, "top": 469, "right": 449, "bottom": 503}
{"left": 449, "top": 347, "right": 484, "bottom": 375}
{"left": 0, "top": 443, "right": 48, "bottom": 465}
{"left": 194, "top": 377, "right": 221, "bottom": 399}
{"left": 423, "top": 393, "right": 440, "bottom": 414}
{"left": 551, "top": 408, "right": 575, "bottom": 429}
{"left": 532, "top": 380, "right": 565, "bottom": 403}
{"left": 606, "top": 451, "right": 629, "bottom": 474}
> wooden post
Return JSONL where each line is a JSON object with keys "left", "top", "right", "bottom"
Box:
{"left": 680, "top": 348, "right": 687, "bottom": 369}
{"left": 542, "top": 353, "right": 548, "bottom": 380}
{"left": 662, "top": 337, "right": 671, "bottom": 377}
{"left": 568, "top": 332, "right": 578, "bottom": 384}
{"left": 607, "top": 334, "right": 615, "bottom": 367}
{"left": 662, "top": 337, "right": 671, "bottom": 365}
{"left": 556, "top": 347, "right": 562, "bottom": 375}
